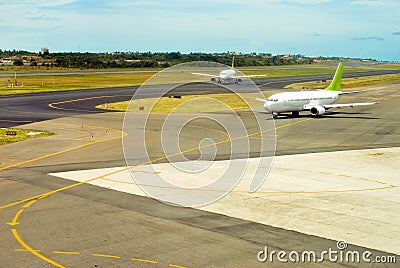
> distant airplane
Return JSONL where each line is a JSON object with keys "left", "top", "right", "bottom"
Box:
{"left": 192, "top": 57, "right": 266, "bottom": 84}
{"left": 256, "top": 63, "right": 377, "bottom": 118}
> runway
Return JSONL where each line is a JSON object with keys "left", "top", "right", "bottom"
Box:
{"left": 1, "top": 69, "right": 400, "bottom": 128}
{"left": 0, "top": 73, "right": 399, "bottom": 266}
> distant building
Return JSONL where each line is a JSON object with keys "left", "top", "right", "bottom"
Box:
{"left": 0, "top": 58, "right": 13, "bottom": 65}
{"left": 41, "top": 47, "right": 49, "bottom": 55}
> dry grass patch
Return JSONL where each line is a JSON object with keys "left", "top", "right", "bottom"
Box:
{"left": 285, "top": 73, "right": 400, "bottom": 90}
{"left": 0, "top": 128, "right": 55, "bottom": 146}
{"left": 97, "top": 92, "right": 270, "bottom": 113}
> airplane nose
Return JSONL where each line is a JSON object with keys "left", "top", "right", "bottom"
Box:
{"left": 264, "top": 102, "right": 272, "bottom": 112}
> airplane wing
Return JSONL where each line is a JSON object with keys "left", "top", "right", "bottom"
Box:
{"left": 323, "top": 102, "right": 378, "bottom": 109}
{"left": 233, "top": 74, "right": 267, "bottom": 78}
{"left": 303, "top": 102, "right": 378, "bottom": 110}
{"left": 316, "top": 90, "right": 368, "bottom": 94}
{"left": 192, "top": 72, "right": 220, "bottom": 78}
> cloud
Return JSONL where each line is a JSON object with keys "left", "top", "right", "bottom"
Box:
{"left": 0, "top": 0, "right": 77, "bottom": 8}
{"left": 351, "top": 0, "right": 400, "bottom": 8}
{"left": 353, "top": 36, "right": 384, "bottom": 41}
{"left": 41, "top": 0, "right": 114, "bottom": 12}
{"left": 287, "top": 0, "right": 333, "bottom": 3}
{"left": 0, "top": 25, "right": 63, "bottom": 33}
{"left": 28, "top": 16, "right": 58, "bottom": 21}
{"left": 0, "top": 0, "right": 398, "bottom": 61}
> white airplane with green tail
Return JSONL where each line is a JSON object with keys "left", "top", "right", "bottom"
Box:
{"left": 257, "top": 63, "right": 378, "bottom": 118}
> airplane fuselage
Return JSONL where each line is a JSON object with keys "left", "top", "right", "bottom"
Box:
{"left": 192, "top": 57, "right": 265, "bottom": 84}
{"left": 264, "top": 91, "right": 341, "bottom": 113}
{"left": 218, "top": 69, "right": 237, "bottom": 82}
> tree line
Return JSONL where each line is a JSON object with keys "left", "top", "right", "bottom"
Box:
{"left": 1, "top": 49, "right": 317, "bottom": 69}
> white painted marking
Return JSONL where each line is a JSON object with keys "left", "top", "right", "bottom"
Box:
{"left": 50, "top": 147, "right": 400, "bottom": 255}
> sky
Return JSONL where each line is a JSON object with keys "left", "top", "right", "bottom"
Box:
{"left": 0, "top": 0, "right": 399, "bottom": 61}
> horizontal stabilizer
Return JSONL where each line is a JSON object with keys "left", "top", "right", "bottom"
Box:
{"left": 192, "top": 72, "right": 218, "bottom": 77}
{"left": 338, "top": 90, "right": 369, "bottom": 95}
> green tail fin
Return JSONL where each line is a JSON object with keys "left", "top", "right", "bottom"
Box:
{"left": 324, "top": 62, "right": 343, "bottom": 91}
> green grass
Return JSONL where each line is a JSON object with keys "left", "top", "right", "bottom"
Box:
{"left": 241, "top": 65, "right": 400, "bottom": 78}
{"left": 0, "top": 128, "right": 55, "bottom": 146}
{"left": 0, "top": 73, "right": 155, "bottom": 95}
{"left": 285, "top": 73, "right": 400, "bottom": 90}
{"left": 0, "top": 65, "right": 161, "bottom": 73}
{"left": 1, "top": 62, "right": 399, "bottom": 95}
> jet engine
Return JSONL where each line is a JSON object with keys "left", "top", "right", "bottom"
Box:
{"left": 210, "top": 77, "right": 216, "bottom": 82}
{"left": 310, "top": 106, "right": 326, "bottom": 116}
{"left": 237, "top": 77, "right": 242, "bottom": 83}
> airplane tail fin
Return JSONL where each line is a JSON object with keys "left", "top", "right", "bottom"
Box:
{"left": 231, "top": 56, "right": 235, "bottom": 69}
{"left": 324, "top": 62, "right": 343, "bottom": 91}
